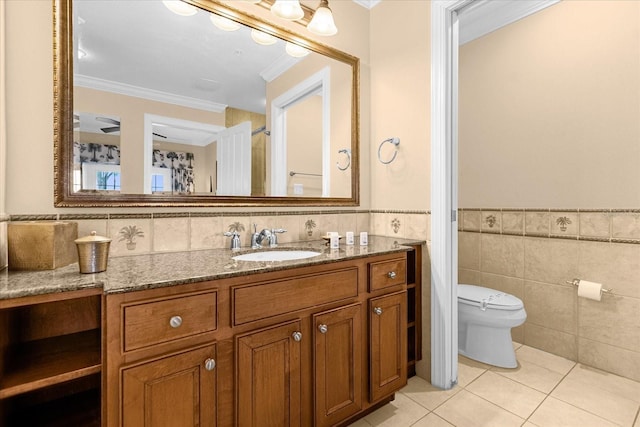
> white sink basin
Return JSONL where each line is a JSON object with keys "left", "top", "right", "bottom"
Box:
{"left": 232, "top": 250, "right": 321, "bottom": 262}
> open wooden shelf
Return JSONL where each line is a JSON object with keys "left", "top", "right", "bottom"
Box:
{"left": 0, "top": 329, "right": 101, "bottom": 399}
{"left": 5, "top": 387, "right": 101, "bottom": 427}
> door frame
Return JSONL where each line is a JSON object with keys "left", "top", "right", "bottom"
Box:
{"left": 430, "top": 0, "right": 559, "bottom": 389}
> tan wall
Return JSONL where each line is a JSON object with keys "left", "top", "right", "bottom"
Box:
{"left": 459, "top": 0, "right": 640, "bottom": 208}
{"left": 287, "top": 95, "right": 322, "bottom": 197}
{"left": 4, "top": 0, "right": 370, "bottom": 214}
{"left": 369, "top": 0, "right": 431, "bottom": 212}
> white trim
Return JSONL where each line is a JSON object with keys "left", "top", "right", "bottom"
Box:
{"left": 270, "top": 67, "right": 331, "bottom": 197}
{"left": 431, "top": 0, "right": 470, "bottom": 391}
{"left": 74, "top": 74, "right": 227, "bottom": 113}
{"left": 459, "top": 0, "right": 560, "bottom": 45}
{"left": 352, "top": 0, "right": 382, "bottom": 10}
{"left": 260, "top": 54, "right": 303, "bottom": 83}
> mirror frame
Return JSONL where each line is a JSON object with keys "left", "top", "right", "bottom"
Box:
{"left": 53, "top": 0, "right": 360, "bottom": 207}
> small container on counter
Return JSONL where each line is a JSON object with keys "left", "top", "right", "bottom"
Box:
{"left": 75, "top": 231, "right": 111, "bottom": 274}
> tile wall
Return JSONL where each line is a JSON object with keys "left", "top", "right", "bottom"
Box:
{"left": 0, "top": 214, "right": 7, "bottom": 269}
{"left": 458, "top": 208, "right": 640, "bottom": 382}
{"left": 7, "top": 211, "right": 372, "bottom": 257}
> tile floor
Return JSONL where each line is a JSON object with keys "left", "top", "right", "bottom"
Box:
{"left": 350, "top": 343, "right": 640, "bottom": 427}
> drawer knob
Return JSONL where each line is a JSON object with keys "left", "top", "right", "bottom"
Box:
{"left": 169, "top": 315, "right": 183, "bottom": 328}
{"left": 292, "top": 331, "right": 303, "bottom": 342}
{"left": 387, "top": 271, "right": 397, "bottom": 279}
{"left": 318, "top": 324, "right": 328, "bottom": 334}
{"left": 373, "top": 307, "right": 383, "bottom": 315}
{"left": 204, "top": 358, "right": 216, "bottom": 371}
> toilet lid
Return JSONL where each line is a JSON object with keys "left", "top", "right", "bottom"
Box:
{"left": 458, "top": 284, "right": 524, "bottom": 311}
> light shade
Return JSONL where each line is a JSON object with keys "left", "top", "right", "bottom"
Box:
{"left": 210, "top": 14, "right": 241, "bottom": 31}
{"left": 285, "top": 41, "right": 309, "bottom": 58}
{"left": 162, "top": 0, "right": 198, "bottom": 16}
{"left": 271, "top": 0, "right": 304, "bottom": 21}
{"left": 307, "top": 0, "right": 337, "bottom": 36}
{"left": 251, "top": 29, "right": 278, "bottom": 46}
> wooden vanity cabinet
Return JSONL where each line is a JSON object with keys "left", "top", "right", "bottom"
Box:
{"left": 313, "top": 303, "right": 363, "bottom": 427}
{"left": 369, "top": 291, "right": 407, "bottom": 402}
{"left": 104, "top": 282, "right": 221, "bottom": 427}
{"left": 105, "top": 250, "right": 418, "bottom": 427}
{"left": 235, "top": 320, "right": 302, "bottom": 427}
{"left": 0, "top": 289, "right": 102, "bottom": 426}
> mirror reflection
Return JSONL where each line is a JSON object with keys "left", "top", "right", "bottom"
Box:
{"left": 68, "top": 0, "right": 356, "bottom": 202}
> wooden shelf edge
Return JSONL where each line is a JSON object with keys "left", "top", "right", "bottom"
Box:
{"left": 0, "top": 364, "right": 102, "bottom": 399}
{"left": 0, "top": 329, "right": 101, "bottom": 399}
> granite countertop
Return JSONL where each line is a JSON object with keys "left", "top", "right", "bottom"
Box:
{"left": 0, "top": 236, "right": 424, "bottom": 300}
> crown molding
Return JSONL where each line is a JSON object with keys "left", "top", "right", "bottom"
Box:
{"left": 74, "top": 74, "right": 228, "bottom": 113}
{"left": 259, "top": 54, "right": 303, "bottom": 82}
{"left": 458, "top": 0, "right": 560, "bottom": 45}
{"left": 351, "top": 0, "right": 382, "bottom": 10}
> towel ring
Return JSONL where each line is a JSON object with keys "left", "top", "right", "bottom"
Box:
{"left": 378, "top": 137, "right": 400, "bottom": 164}
{"left": 337, "top": 148, "right": 351, "bottom": 171}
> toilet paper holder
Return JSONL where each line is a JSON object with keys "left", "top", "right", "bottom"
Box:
{"left": 566, "top": 278, "right": 613, "bottom": 295}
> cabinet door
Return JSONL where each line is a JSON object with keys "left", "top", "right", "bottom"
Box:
{"left": 369, "top": 291, "right": 407, "bottom": 402}
{"left": 122, "top": 343, "right": 217, "bottom": 427}
{"left": 236, "top": 320, "right": 302, "bottom": 427}
{"left": 313, "top": 303, "right": 362, "bottom": 427}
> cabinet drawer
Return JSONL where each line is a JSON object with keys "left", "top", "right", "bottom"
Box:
{"left": 123, "top": 291, "right": 217, "bottom": 352}
{"left": 233, "top": 268, "right": 359, "bottom": 326}
{"left": 369, "top": 258, "right": 406, "bottom": 291}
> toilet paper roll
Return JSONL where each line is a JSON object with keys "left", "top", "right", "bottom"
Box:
{"left": 577, "top": 280, "right": 603, "bottom": 301}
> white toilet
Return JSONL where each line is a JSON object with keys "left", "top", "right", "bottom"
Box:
{"left": 458, "top": 284, "right": 527, "bottom": 368}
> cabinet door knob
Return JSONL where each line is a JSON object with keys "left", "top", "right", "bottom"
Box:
{"left": 373, "top": 307, "right": 383, "bottom": 315}
{"left": 169, "top": 315, "right": 183, "bottom": 328}
{"left": 292, "top": 331, "right": 303, "bottom": 342}
{"left": 387, "top": 271, "right": 397, "bottom": 279}
{"left": 204, "top": 358, "right": 216, "bottom": 371}
{"left": 318, "top": 324, "right": 328, "bottom": 334}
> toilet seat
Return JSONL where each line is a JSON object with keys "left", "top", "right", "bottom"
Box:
{"left": 458, "top": 284, "right": 523, "bottom": 311}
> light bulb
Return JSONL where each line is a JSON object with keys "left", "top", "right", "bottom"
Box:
{"left": 285, "top": 41, "right": 309, "bottom": 58}
{"left": 251, "top": 29, "right": 278, "bottom": 46}
{"left": 271, "top": 0, "right": 304, "bottom": 21}
{"left": 210, "top": 14, "right": 241, "bottom": 31}
{"left": 307, "top": 0, "right": 337, "bottom": 36}
{"left": 162, "top": 0, "right": 198, "bottom": 17}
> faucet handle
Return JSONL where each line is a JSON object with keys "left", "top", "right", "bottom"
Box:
{"left": 223, "top": 231, "right": 241, "bottom": 250}
{"left": 269, "top": 229, "right": 286, "bottom": 247}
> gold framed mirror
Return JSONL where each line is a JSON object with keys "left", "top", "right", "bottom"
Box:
{"left": 53, "top": 0, "right": 359, "bottom": 207}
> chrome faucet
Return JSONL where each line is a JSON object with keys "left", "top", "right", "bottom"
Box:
{"left": 253, "top": 226, "right": 287, "bottom": 248}
{"left": 223, "top": 231, "right": 241, "bottom": 250}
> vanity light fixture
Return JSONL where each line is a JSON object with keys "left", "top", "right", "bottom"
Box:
{"left": 162, "top": 0, "right": 198, "bottom": 16}
{"left": 271, "top": 0, "right": 305, "bottom": 21}
{"left": 251, "top": 29, "right": 278, "bottom": 46}
{"left": 285, "top": 41, "right": 309, "bottom": 57}
{"left": 210, "top": 14, "right": 241, "bottom": 31}
{"left": 307, "top": 0, "right": 337, "bottom": 36}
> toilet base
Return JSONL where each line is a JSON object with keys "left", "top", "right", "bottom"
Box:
{"left": 458, "top": 322, "right": 518, "bottom": 368}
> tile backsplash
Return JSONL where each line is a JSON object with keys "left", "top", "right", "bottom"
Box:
{"left": 10, "top": 210, "right": 382, "bottom": 257}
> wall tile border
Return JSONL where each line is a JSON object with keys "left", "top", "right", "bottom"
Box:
{"left": 459, "top": 208, "right": 640, "bottom": 245}
{"left": 10, "top": 209, "right": 372, "bottom": 222}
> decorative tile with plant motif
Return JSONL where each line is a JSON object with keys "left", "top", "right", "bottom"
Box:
{"left": 119, "top": 225, "right": 144, "bottom": 250}
{"left": 391, "top": 217, "right": 401, "bottom": 234}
